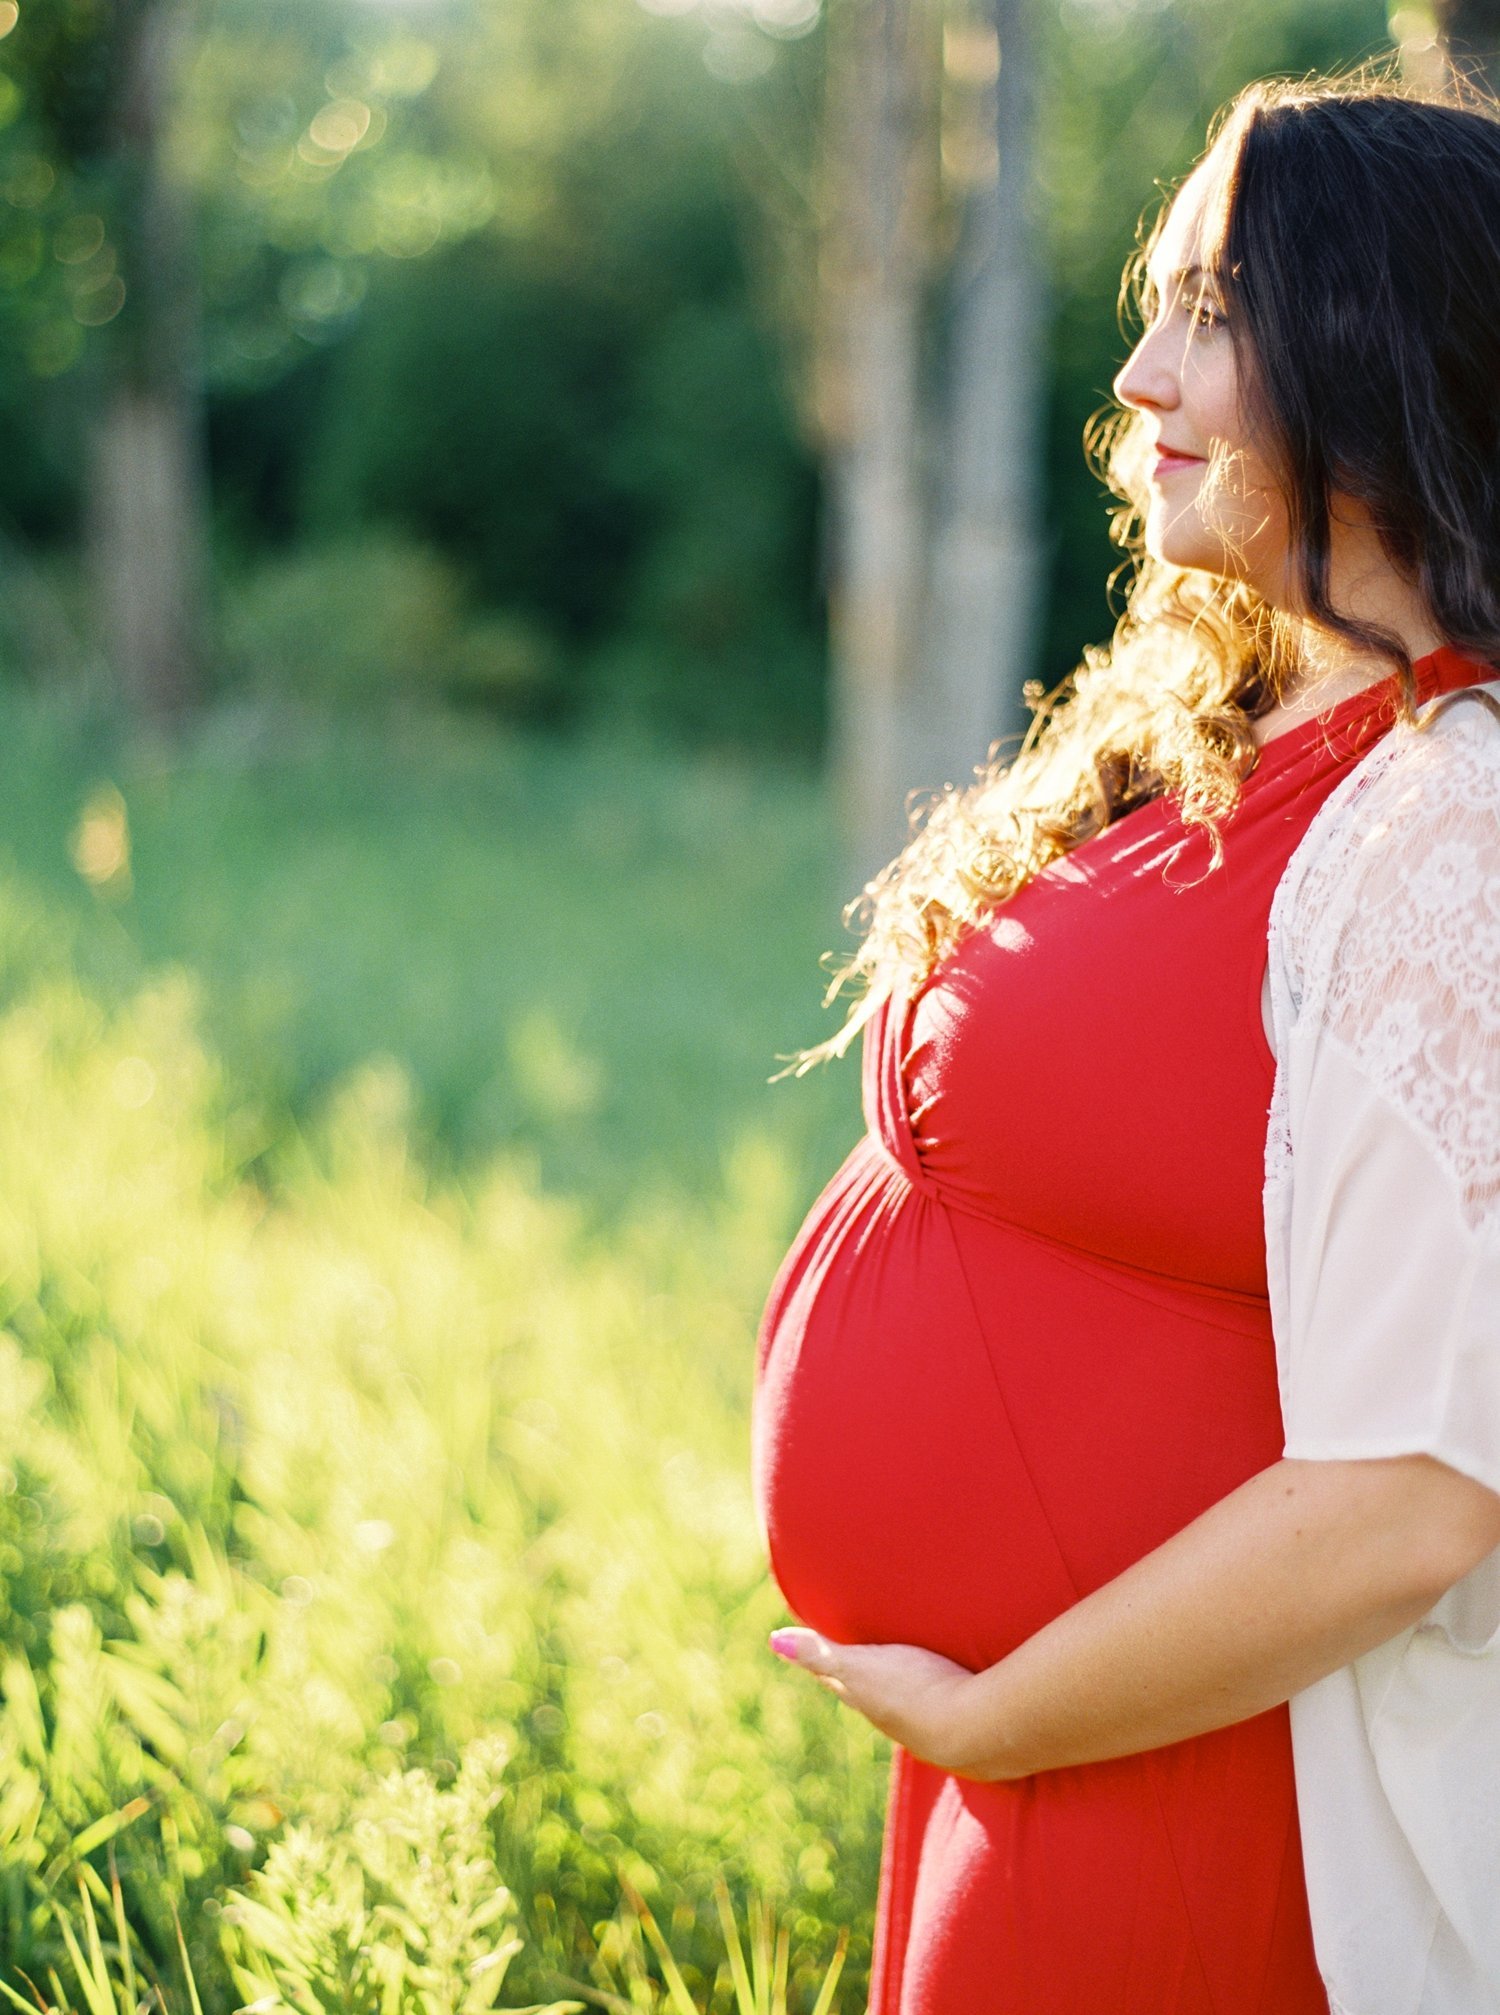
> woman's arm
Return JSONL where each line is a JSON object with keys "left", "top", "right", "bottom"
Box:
{"left": 771, "top": 1452, "right": 1500, "bottom": 1781}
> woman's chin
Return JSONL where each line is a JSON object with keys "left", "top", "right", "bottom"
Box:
{"left": 1146, "top": 523, "right": 1254, "bottom": 583}
{"left": 1145, "top": 511, "right": 1222, "bottom": 573}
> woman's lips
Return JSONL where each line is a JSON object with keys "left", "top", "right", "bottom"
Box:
{"left": 1152, "top": 449, "right": 1206, "bottom": 480}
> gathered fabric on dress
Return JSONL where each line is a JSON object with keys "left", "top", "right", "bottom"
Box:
{"left": 751, "top": 646, "right": 1490, "bottom": 2015}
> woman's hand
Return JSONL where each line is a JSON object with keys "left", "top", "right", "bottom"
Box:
{"left": 769, "top": 1628, "right": 1007, "bottom": 1779}
{"left": 769, "top": 1457, "right": 1500, "bottom": 1786}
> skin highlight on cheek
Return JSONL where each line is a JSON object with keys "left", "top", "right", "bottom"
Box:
{"left": 1188, "top": 439, "right": 1285, "bottom": 588}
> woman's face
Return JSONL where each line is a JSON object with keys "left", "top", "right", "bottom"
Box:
{"left": 1112, "top": 159, "right": 1293, "bottom": 599}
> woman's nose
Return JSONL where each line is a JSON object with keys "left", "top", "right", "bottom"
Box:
{"left": 1113, "top": 325, "right": 1179, "bottom": 414}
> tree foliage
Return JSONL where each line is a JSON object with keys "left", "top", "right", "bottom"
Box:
{"left": 0, "top": 0, "right": 1404, "bottom": 746}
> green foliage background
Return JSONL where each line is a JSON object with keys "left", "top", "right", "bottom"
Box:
{"left": 0, "top": 694, "right": 868, "bottom": 2008}
{"left": 0, "top": 0, "right": 1417, "bottom": 2005}
{"left": 0, "top": 0, "right": 1395, "bottom": 748}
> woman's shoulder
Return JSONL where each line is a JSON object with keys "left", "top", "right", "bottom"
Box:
{"left": 1386, "top": 678, "right": 1500, "bottom": 787}
{"left": 1290, "top": 680, "right": 1500, "bottom": 903}
{"left": 1268, "top": 680, "right": 1500, "bottom": 1246}
{"left": 1269, "top": 679, "right": 1500, "bottom": 1016}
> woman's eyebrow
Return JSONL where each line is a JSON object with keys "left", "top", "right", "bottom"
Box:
{"left": 1150, "top": 262, "right": 1206, "bottom": 291}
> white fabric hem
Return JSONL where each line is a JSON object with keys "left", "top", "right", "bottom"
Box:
{"left": 1280, "top": 1436, "right": 1500, "bottom": 1504}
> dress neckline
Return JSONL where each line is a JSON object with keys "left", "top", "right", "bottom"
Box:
{"left": 1250, "top": 643, "right": 1495, "bottom": 773}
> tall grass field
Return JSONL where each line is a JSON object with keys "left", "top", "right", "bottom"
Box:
{"left": 0, "top": 691, "right": 884, "bottom": 2013}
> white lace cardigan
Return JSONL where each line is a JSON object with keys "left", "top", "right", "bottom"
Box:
{"left": 1263, "top": 676, "right": 1500, "bottom": 2015}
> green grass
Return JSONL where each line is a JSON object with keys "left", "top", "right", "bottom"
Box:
{"left": 1, "top": 695, "right": 860, "bottom": 1214}
{"left": 0, "top": 689, "right": 881, "bottom": 2012}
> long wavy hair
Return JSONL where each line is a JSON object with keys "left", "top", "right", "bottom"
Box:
{"left": 790, "top": 65, "right": 1500, "bottom": 1073}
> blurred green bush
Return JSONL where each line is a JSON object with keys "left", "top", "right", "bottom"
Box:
{"left": 295, "top": 244, "right": 822, "bottom": 750}
{"left": 221, "top": 534, "right": 564, "bottom": 711}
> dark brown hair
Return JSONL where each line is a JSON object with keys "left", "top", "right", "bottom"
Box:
{"left": 1216, "top": 79, "right": 1500, "bottom": 674}
{"left": 790, "top": 67, "right": 1500, "bottom": 1072}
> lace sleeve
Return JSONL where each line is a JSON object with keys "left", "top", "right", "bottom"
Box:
{"left": 1274, "top": 694, "right": 1500, "bottom": 1492}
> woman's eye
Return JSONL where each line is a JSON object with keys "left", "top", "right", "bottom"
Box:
{"left": 1190, "top": 298, "right": 1226, "bottom": 331}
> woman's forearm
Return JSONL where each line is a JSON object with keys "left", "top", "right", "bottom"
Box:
{"left": 959, "top": 1453, "right": 1500, "bottom": 1782}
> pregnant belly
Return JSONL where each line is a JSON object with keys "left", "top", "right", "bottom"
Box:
{"left": 751, "top": 1135, "right": 1286, "bottom": 1674}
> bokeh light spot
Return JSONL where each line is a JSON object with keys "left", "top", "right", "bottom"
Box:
{"left": 751, "top": 0, "right": 820, "bottom": 37}
{"left": 72, "top": 274, "right": 126, "bottom": 326}
{"left": 310, "top": 98, "right": 373, "bottom": 154}
{"left": 111, "top": 1057, "right": 158, "bottom": 1110}
{"left": 54, "top": 214, "right": 106, "bottom": 264}
{"left": 71, "top": 786, "right": 131, "bottom": 893}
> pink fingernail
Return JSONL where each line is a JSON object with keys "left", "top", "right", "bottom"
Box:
{"left": 769, "top": 1630, "right": 799, "bottom": 1661}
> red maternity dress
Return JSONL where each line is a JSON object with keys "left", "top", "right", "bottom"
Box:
{"left": 751, "top": 646, "right": 1489, "bottom": 2015}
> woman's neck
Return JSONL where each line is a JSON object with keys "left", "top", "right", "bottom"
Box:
{"left": 1249, "top": 595, "right": 1446, "bottom": 750}
{"left": 1249, "top": 500, "right": 1449, "bottom": 748}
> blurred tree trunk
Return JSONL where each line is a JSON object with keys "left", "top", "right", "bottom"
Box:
{"left": 86, "top": 0, "right": 207, "bottom": 724}
{"left": 1435, "top": 0, "right": 1500, "bottom": 90}
{"left": 919, "top": 0, "right": 1045, "bottom": 795}
{"left": 817, "top": 0, "right": 1044, "bottom": 894}
{"left": 817, "top": 0, "right": 941, "bottom": 894}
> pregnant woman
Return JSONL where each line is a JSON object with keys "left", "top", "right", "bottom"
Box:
{"left": 753, "top": 74, "right": 1500, "bottom": 2015}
